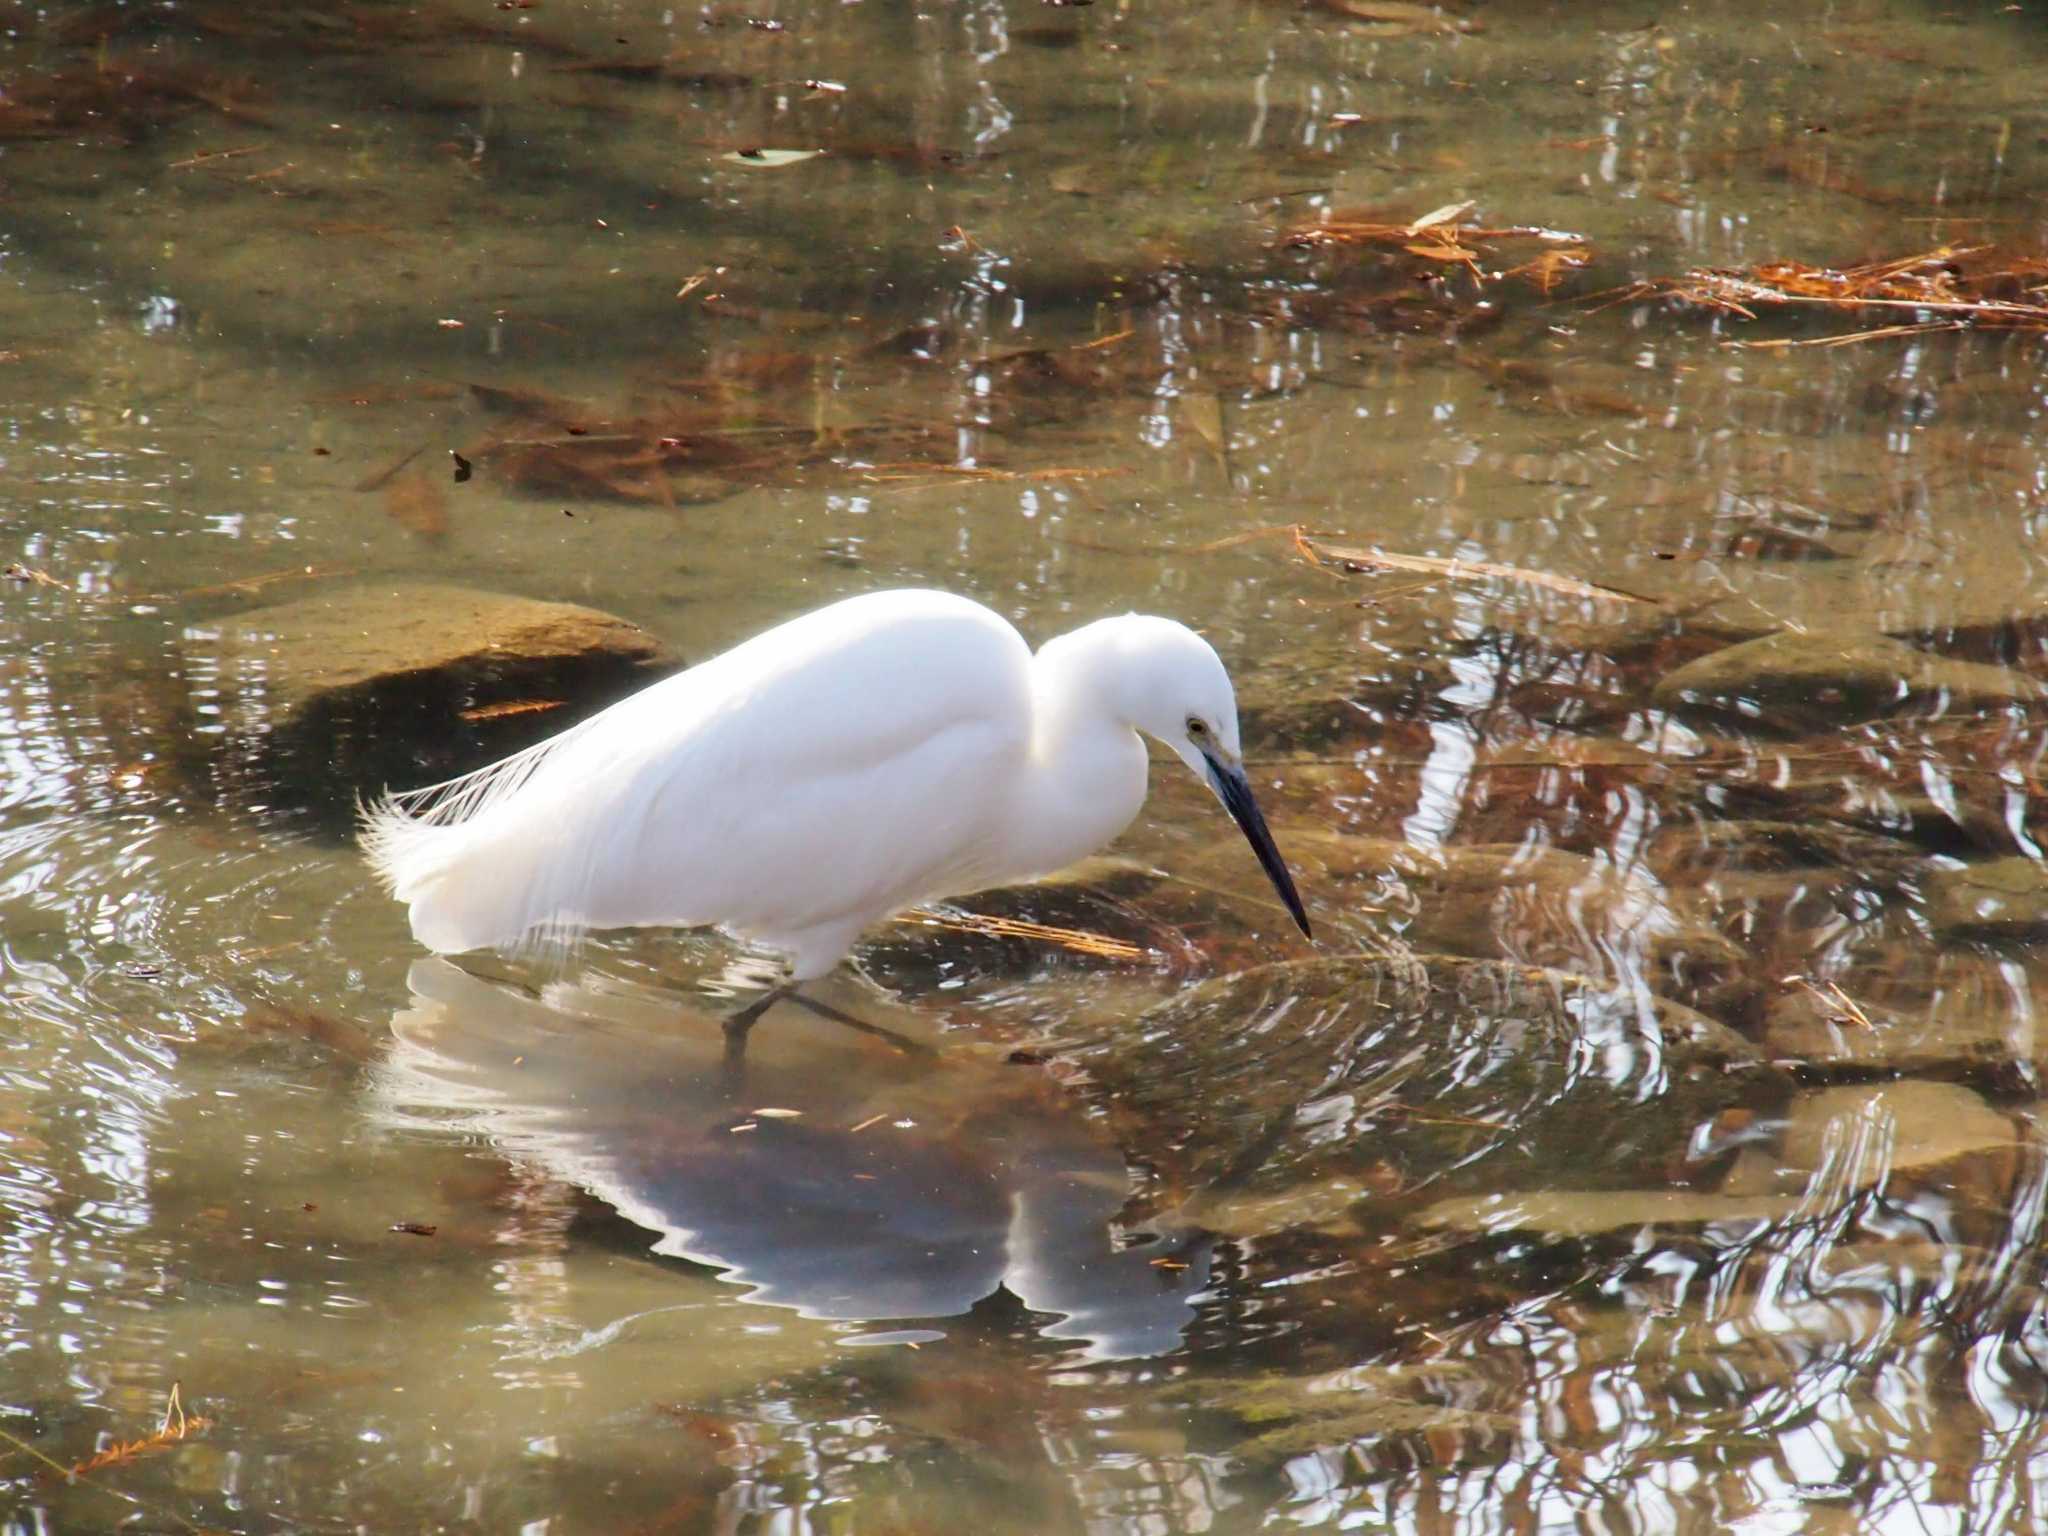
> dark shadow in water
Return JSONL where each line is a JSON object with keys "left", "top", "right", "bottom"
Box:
{"left": 374, "top": 959, "right": 1208, "bottom": 1360}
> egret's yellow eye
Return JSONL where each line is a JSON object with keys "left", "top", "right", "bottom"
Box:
{"left": 1187, "top": 717, "right": 1209, "bottom": 739}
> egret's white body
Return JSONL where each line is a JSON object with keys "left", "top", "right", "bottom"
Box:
{"left": 362, "top": 589, "right": 1307, "bottom": 978}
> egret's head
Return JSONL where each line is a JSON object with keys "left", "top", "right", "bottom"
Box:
{"left": 1097, "top": 616, "right": 1311, "bottom": 940}
{"left": 1099, "top": 616, "right": 1244, "bottom": 773}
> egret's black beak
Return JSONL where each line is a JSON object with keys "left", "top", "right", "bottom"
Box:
{"left": 1202, "top": 750, "right": 1311, "bottom": 939}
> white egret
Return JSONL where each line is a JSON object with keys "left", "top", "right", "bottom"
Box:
{"left": 361, "top": 589, "right": 1310, "bottom": 1006}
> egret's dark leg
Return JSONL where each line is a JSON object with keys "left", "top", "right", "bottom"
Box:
{"left": 723, "top": 981, "right": 794, "bottom": 1070}
{"left": 720, "top": 982, "right": 934, "bottom": 1064}
{"left": 784, "top": 990, "right": 936, "bottom": 1057}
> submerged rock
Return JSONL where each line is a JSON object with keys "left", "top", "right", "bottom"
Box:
{"left": 1646, "top": 818, "right": 1924, "bottom": 882}
{"left": 1924, "top": 857, "right": 2048, "bottom": 940}
{"left": 1181, "top": 830, "right": 1752, "bottom": 1022}
{"left": 1653, "top": 630, "right": 2037, "bottom": 730}
{"left": 1719, "top": 1079, "right": 2021, "bottom": 1224}
{"left": 1417, "top": 1187, "right": 1801, "bottom": 1237}
{"left": 182, "top": 582, "right": 679, "bottom": 827}
{"left": 1777, "top": 1080, "right": 2016, "bottom": 1186}
{"left": 1055, "top": 954, "right": 1785, "bottom": 1237}
{"left": 1417, "top": 1079, "right": 2019, "bottom": 1237}
{"left": 1702, "top": 775, "right": 2020, "bottom": 860}
{"left": 1759, "top": 944, "right": 2048, "bottom": 1082}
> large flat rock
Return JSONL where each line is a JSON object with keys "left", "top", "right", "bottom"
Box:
{"left": 197, "top": 582, "right": 676, "bottom": 710}
{"left": 1051, "top": 953, "right": 1787, "bottom": 1238}
{"left": 1924, "top": 857, "right": 2048, "bottom": 941}
{"left": 1178, "top": 830, "right": 1753, "bottom": 1022}
{"left": 1653, "top": 629, "right": 2038, "bottom": 730}
{"left": 1759, "top": 945, "right": 2048, "bottom": 1083}
{"left": 181, "top": 582, "right": 680, "bottom": 826}
{"left": 1420, "top": 1079, "right": 2020, "bottom": 1238}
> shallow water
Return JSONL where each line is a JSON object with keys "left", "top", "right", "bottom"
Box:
{"left": 6, "top": 0, "right": 2048, "bottom": 1529}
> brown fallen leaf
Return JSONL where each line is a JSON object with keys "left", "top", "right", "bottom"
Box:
{"left": 1409, "top": 198, "right": 1477, "bottom": 230}
{"left": 383, "top": 472, "right": 450, "bottom": 540}
{"left": 45, "top": 1383, "right": 211, "bottom": 1483}
{"left": 1502, "top": 244, "right": 1593, "bottom": 295}
{"left": 1180, "top": 391, "right": 1228, "bottom": 477}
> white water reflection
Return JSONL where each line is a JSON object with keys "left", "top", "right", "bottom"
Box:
{"left": 374, "top": 960, "right": 1209, "bottom": 1361}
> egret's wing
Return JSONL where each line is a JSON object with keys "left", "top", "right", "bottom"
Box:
{"left": 580, "top": 607, "right": 1036, "bottom": 951}
{"left": 361, "top": 591, "right": 1033, "bottom": 960}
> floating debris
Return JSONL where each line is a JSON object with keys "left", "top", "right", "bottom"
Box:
{"left": 721, "top": 147, "right": 824, "bottom": 168}
{"left": 36, "top": 1383, "right": 212, "bottom": 1484}
{"left": 1295, "top": 529, "right": 1652, "bottom": 605}
{"left": 1627, "top": 245, "right": 2048, "bottom": 346}
{"left": 1279, "top": 202, "right": 1592, "bottom": 293}
{"left": 1312, "top": 0, "right": 1483, "bottom": 33}
{"left": 3, "top": 562, "right": 67, "bottom": 590}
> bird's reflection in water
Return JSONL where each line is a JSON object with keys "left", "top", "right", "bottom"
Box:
{"left": 375, "top": 959, "right": 1208, "bottom": 1360}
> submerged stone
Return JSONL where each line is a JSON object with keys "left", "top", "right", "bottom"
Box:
{"left": 1778, "top": 1080, "right": 2016, "bottom": 1184}
{"left": 1703, "top": 777, "right": 2020, "bottom": 860}
{"left": 1181, "top": 830, "right": 1752, "bottom": 1022}
{"left": 1720, "top": 1080, "right": 2021, "bottom": 1224}
{"left": 182, "top": 582, "right": 679, "bottom": 827}
{"left": 1652, "top": 629, "right": 2037, "bottom": 729}
{"left": 1418, "top": 1082, "right": 2016, "bottom": 1239}
{"left": 1646, "top": 819, "right": 1925, "bottom": 882}
{"left": 1924, "top": 857, "right": 2048, "bottom": 940}
{"left": 1417, "top": 1187, "right": 1801, "bottom": 1236}
{"left": 1759, "top": 943, "right": 2048, "bottom": 1082}
{"left": 1057, "top": 954, "right": 1784, "bottom": 1238}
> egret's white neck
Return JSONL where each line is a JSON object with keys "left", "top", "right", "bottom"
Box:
{"left": 999, "top": 627, "right": 1151, "bottom": 884}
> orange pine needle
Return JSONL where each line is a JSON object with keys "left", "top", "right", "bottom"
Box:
{"left": 459, "top": 699, "right": 569, "bottom": 723}
{"left": 904, "top": 908, "right": 1148, "bottom": 961}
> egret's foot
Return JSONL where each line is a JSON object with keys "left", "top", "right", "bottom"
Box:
{"left": 785, "top": 990, "right": 936, "bottom": 1058}
{"left": 719, "top": 983, "right": 934, "bottom": 1064}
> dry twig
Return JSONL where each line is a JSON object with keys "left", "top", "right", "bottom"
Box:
{"left": 1294, "top": 530, "right": 1652, "bottom": 605}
